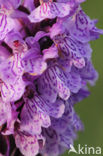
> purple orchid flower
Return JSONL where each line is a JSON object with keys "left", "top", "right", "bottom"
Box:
{"left": 0, "top": 0, "right": 102, "bottom": 155}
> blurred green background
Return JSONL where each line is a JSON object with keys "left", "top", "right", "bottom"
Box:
{"left": 62, "top": 0, "right": 103, "bottom": 156}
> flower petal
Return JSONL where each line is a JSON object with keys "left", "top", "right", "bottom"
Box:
{"left": 38, "top": 65, "right": 70, "bottom": 101}
{"left": 28, "top": 2, "right": 71, "bottom": 23}
{"left": 32, "top": 95, "right": 65, "bottom": 118}
{"left": 20, "top": 98, "right": 51, "bottom": 135}
{"left": 23, "top": 0, "right": 35, "bottom": 11}
{"left": 43, "top": 45, "right": 58, "bottom": 60}
{"left": 21, "top": 48, "right": 47, "bottom": 76}
{"left": 14, "top": 132, "right": 39, "bottom": 156}
{"left": 1, "top": 77, "right": 26, "bottom": 102}
{"left": 53, "top": 34, "right": 92, "bottom": 61}
{"left": 67, "top": 9, "right": 103, "bottom": 42}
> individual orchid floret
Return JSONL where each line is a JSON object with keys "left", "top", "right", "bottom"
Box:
{"left": 20, "top": 85, "right": 51, "bottom": 135}
{"left": 56, "top": 8, "right": 103, "bottom": 43}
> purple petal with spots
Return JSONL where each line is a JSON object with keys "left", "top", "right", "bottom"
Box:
{"left": 38, "top": 65, "right": 70, "bottom": 101}
{"left": 20, "top": 98, "right": 51, "bottom": 135}
{"left": 66, "top": 9, "right": 103, "bottom": 42}
{"left": 31, "top": 95, "right": 65, "bottom": 118}
{"left": 28, "top": 2, "right": 72, "bottom": 23}
{"left": 14, "top": 131, "right": 40, "bottom": 156}
{"left": 1, "top": 77, "right": 26, "bottom": 102}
